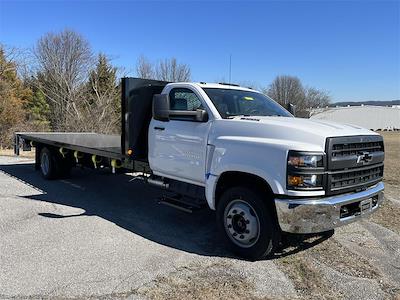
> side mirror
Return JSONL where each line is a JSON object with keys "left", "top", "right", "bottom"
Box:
{"left": 196, "top": 109, "right": 208, "bottom": 122}
{"left": 287, "top": 103, "right": 296, "bottom": 116}
{"left": 153, "top": 94, "right": 170, "bottom": 121}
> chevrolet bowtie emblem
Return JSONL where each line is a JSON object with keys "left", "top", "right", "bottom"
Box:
{"left": 357, "top": 151, "right": 372, "bottom": 164}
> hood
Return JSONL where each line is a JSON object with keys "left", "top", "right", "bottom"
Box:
{"left": 210, "top": 116, "right": 378, "bottom": 152}
{"left": 250, "top": 116, "right": 375, "bottom": 137}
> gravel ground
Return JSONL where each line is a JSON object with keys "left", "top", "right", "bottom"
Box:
{"left": 1, "top": 153, "right": 399, "bottom": 299}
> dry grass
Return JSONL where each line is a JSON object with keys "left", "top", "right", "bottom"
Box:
{"left": 133, "top": 262, "right": 267, "bottom": 300}
{"left": 307, "top": 238, "right": 380, "bottom": 279}
{"left": 368, "top": 132, "right": 400, "bottom": 233}
{"left": 380, "top": 131, "right": 400, "bottom": 186}
{"left": 0, "top": 148, "right": 35, "bottom": 158}
{"left": 370, "top": 195, "right": 400, "bottom": 234}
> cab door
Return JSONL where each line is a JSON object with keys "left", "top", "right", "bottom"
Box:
{"left": 148, "top": 87, "right": 211, "bottom": 185}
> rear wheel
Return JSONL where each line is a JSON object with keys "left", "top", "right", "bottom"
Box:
{"left": 40, "top": 147, "right": 57, "bottom": 179}
{"left": 217, "top": 186, "right": 279, "bottom": 260}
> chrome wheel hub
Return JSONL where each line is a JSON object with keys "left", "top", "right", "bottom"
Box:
{"left": 224, "top": 200, "right": 260, "bottom": 248}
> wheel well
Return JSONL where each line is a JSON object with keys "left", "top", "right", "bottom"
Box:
{"left": 215, "top": 171, "right": 274, "bottom": 206}
{"left": 214, "top": 171, "right": 280, "bottom": 232}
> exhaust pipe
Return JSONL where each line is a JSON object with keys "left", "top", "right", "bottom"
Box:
{"left": 147, "top": 178, "right": 169, "bottom": 189}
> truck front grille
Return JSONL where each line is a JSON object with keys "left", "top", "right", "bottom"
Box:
{"left": 325, "top": 135, "right": 384, "bottom": 195}
{"left": 332, "top": 141, "right": 383, "bottom": 157}
{"left": 328, "top": 164, "right": 383, "bottom": 194}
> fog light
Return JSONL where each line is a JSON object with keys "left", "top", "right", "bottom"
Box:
{"left": 288, "top": 175, "right": 304, "bottom": 186}
{"left": 372, "top": 195, "right": 379, "bottom": 207}
{"left": 287, "top": 174, "right": 322, "bottom": 189}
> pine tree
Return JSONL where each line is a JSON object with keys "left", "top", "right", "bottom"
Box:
{"left": 28, "top": 88, "right": 50, "bottom": 128}
{"left": 20, "top": 75, "right": 51, "bottom": 130}
{"left": 82, "top": 53, "right": 120, "bottom": 133}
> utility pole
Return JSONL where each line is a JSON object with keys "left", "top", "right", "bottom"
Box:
{"left": 229, "top": 54, "right": 232, "bottom": 84}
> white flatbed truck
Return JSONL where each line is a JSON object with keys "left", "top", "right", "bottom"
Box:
{"left": 15, "top": 77, "right": 385, "bottom": 260}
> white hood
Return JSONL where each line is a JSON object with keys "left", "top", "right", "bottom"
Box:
{"left": 210, "top": 116, "right": 377, "bottom": 152}
{"left": 253, "top": 116, "right": 376, "bottom": 138}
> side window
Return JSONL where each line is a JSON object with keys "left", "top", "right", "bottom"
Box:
{"left": 169, "top": 88, "right": 203, "bottom": 112}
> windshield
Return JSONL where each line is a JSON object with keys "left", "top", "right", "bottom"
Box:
{"left": 203, "top": 88, "right": 292, "bottom": 119}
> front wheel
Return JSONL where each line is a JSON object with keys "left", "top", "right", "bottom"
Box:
{"left": 216, "top": 186, "right": 279, "bottom": 260}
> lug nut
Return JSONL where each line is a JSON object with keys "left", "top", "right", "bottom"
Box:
{"left": 227, "top": 225, "right": 232, "bottom": 228}
{"left": 233, "top": 233, "right": 237, "bottom": 236}
{"left": 245, "top": 220, "right": 250, "bottom": 224}
{"left": 239, "top": 235, "right": 244, "bottom": 239}
{"left": 232, "top": 210, "right": 237, "bottom": 214}
{"left": 227, "top": 215, "right": 232, "bottom": 219}
{"left": 245, "top": 230, "right": 250, "bottom": 233}
{"left": 240, "top": 212, "right": 245, "bottom": 216}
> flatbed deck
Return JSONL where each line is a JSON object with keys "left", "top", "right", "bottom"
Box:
{"left": 15, "top": 132, "right": 123, "bottom": 159}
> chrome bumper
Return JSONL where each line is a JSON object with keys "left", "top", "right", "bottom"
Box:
{"left": 274, "top": 182, "right": 384, "bottom": 234}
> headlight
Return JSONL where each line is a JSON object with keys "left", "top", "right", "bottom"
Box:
{"left": 288, "top": 153, "right": 323, "bottom": 168}
{"left": 287, "top": 151, "right": 325, "bottom": 190}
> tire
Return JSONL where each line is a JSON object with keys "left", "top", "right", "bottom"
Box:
{"left": 216, "top": 186, "right": 280, "bottom": 260}
{"left": 39, "top": 147, "right": 58, "bottom": 179}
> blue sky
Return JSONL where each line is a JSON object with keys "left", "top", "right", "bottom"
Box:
{"left": 1, "top": 0, "right": 399, "bottom": 102}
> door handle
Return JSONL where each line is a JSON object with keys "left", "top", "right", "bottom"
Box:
{"left": 154, "top": 126, "right": 165, "bottom": 131}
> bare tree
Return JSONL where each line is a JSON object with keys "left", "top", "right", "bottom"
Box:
{"left": 155, "top": 57, "right": 191, "bottom": 82}
{"left": 266, "top": 75, "right": 305, "bottom": 108}
{"left": 265, "top": 75, "right": 332, "bottom": 117}
{"left": 33, "top": 29, "right": 93, "bottom": 131}
{"left": 135, "top": 56, "right": 191, "bottom": 82}
{"left": 0, "top": 44, "right": 30, "bottom": 90}
{"left": 136, "top": 55, "right": 154, "bottom": 79}
{"left": 304, "top": 86, "right": 331, "bottom": 108}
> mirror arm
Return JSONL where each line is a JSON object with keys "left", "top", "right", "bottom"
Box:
{"left": 168, "top": 109, "right": 208, "bottom": 122}
{"left": 168, "top": 110, "right": 198, "bottom": 116}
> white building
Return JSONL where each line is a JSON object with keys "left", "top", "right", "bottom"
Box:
{"left": 310, "top": 105, "right": 400, "bottom": 131}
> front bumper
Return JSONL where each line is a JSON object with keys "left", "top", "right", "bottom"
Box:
{"left": 274, "top": 182, "right": 384, "bottom": 234}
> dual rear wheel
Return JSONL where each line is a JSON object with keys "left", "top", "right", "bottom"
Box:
{"left": 39, "top": 147, "right": 72, "bottom": 179}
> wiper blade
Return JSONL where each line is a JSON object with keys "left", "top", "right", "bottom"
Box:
{"left": 226, "top": 114, "right": 251, "bottom": 119}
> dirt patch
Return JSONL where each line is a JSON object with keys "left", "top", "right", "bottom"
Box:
{"left": 277, "top": 253, "right": 341, "bottom": 300}
{"left": 308, "top": 238, "right": 380, "bottom": 279}
{"left": 134, "top": 261, "right": 270, "bottom": 300}
{"left": 276, "top": 233, "right": 388, "bottom": 299}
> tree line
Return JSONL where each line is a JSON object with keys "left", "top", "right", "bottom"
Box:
{"left": 0, "top": 29, "right": 330, "bottom": 148}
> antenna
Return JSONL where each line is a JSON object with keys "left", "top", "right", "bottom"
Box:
{"left": 229, "top": 54, "right": 232, "bottom": 84}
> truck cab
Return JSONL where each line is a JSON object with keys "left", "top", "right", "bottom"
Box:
{"left": 149, "top": 82, "right": 384, "bottom": 259}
